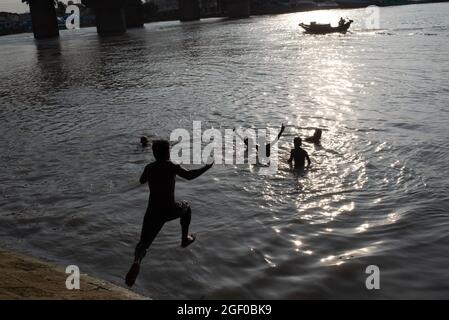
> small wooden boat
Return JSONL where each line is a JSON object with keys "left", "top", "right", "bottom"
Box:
{"left": 299, "top": 20, "right": 353, "bottom": 34}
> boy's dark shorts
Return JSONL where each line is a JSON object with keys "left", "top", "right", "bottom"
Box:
{"left": 140, "top": 201, "right": 191, "bottom": 241}
{"left": 164, "top": 201, "right": 191, "bottom": 222}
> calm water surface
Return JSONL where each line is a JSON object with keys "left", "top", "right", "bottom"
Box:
{"left": 1, "top": 3, "right": 449, "bottom": 299}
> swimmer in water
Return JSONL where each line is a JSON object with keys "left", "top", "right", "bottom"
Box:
{"left": 234, "top": 123, "right": 286, "bottom": 158}
{"left": 140, "top": 136, "right": 149, "bottom": 148}
{"left": 288, "top": 137, "right": 311, "bottom": 170}
{"left": 125, "top": 140, "right": 214, "bottom": 287}
{"left": 304, "top": 129, "right": 322, "bottom": 145}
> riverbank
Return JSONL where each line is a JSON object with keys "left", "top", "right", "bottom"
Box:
{"left": 0, "top": 249, "right": 147, "bottom": 300}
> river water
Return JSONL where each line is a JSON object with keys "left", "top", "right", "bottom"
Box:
{"left": 1, "top": 3, "right": 449, "bottom": 299}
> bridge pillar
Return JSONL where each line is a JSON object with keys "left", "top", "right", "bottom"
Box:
{"left": 82, "top": 0, "right": 127, "bottom": 35}
{"left": 225, "top": 0, "right": 250, "bottom": 19}
{"left": 178, "top": 0, "right": 201, "bottom": 22}
{"left": 29, "top": 0, "right": 59, "bottom": 39}
{"left": 125, "top": 0, "right": 144, "bottom": 28}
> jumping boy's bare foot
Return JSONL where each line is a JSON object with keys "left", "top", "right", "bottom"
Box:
{"left": 181, "top": 234, "right": 196, "bottom": 248}
{"left": 125, "top": 262, "right": 140, "bottom": 287}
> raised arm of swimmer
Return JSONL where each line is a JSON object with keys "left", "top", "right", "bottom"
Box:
{"left": 270, "top": 123, "right": 285, "bottom": 145}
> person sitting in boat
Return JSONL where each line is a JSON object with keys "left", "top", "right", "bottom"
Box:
{"left": 339, "top": 17, "right": 345, "bottom": 27}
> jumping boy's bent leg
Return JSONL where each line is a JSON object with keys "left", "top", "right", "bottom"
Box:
{"left": 180, "top": 205, "right": 195, "bottom": 248}
{"left": 166, "top": 201, "right": 195, "bottom": 248}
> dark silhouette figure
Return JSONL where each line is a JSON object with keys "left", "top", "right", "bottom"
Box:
{"left": 304, "top": 129, "right": 322, "bottom": 145}
{"left": 339, "top": 17, "right": 345, "bottom": 27}
{"left": 288, "top": 137, "right": 311, "bottom": 169}
{"left": 140, "top": 136, "right": 149, "bottom": 148}
{"left": 125, "top": 140, "right": 213, "bottom": 287}
{"left": 234, "top": 124, "right": 286, "bottom": 158}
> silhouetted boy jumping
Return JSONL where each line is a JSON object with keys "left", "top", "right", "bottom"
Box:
{"left": 126, "top": 140, "right": 213, "bottom": 287}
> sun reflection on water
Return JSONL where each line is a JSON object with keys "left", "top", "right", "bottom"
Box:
{"left": 319, "top": 242, "right": 383, "bottom": 266}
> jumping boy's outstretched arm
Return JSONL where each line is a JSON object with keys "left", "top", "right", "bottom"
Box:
{"left": 177, "top": 162, "right": 214, "bottom": 181}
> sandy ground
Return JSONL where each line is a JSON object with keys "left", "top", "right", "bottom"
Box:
{"left": 0, "top": 249, "right": 148, "bottom": 300}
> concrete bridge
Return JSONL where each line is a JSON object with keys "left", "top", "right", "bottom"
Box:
{"left": 25, "top": 0, "right": 251, "bottom": 39}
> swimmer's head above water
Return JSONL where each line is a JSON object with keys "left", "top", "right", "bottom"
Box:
{"left": 294, "top": 137, "right": 302, "bottom": 148}
{"left": 140, "top": 136, "right": 149, "bottom": 148}
{"left": 243, "top": 137, "right": 259, "bottom": 151}
{"left": 152, "top": 139, "right": 170, "bottom": 161}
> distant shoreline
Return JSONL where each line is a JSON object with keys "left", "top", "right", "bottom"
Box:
{"left": 248, "top": 0, "right": 448, "bottom": 16}
{"left": 148, "top": 1, "right": 449, "bottom": 23}
{"left": 0, "top": 1, "right": 448, "bottom": 37}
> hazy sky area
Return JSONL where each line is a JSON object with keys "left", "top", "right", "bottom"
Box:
{"left": 1, "top": 0, "right": 82, "bottom": 13}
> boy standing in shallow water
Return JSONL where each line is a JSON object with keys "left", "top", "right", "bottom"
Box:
{"left": 288, "top": 137, "right": 311, "bottom": 169}
{"left": 126, "top": 140, "right": 213, "bottom": 287}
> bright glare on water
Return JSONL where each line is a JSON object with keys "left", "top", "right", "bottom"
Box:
{"left": 1, "top": 3, "right": 449, "bottom": 299}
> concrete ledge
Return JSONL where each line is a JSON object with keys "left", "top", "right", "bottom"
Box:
{"left": 0, "top": 249, "right": 147, "bottom": 300}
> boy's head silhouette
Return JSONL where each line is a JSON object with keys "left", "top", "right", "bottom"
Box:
{"left": 152, "top": 140, "right": 170, "bottom": 161}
